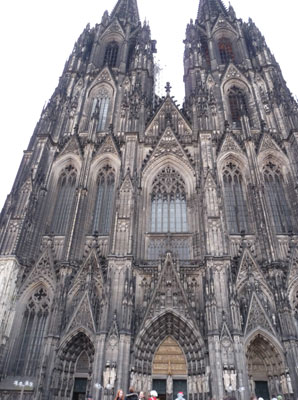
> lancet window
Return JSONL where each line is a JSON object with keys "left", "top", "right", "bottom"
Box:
{"left": 51, "top": 165, "right": 77, "bottom": 234}
{"left": 228, "top": 86, "right": 248, "bottom": 127}
{"left": 222, "top": 162, "right": 249, "bottom": 234}
{"left": 103, "top": 41, "right": 119, "bottom": 67}
{"left": 10, "top": 287, "right": 50, "bottom": 376}
{"left": 151, "top": 167, "right": 188, "bottom": 233}
{"left": 263, "top": 162, "right": 292, "bottom": 233}
{"left": 92, "top": 88, "right": 110, "bottom": 132}
{"left": 218, "top": 37, "right": 234, "bottom": 64}
{"left": 201, "top": 36, "right": 211, "bottom": 67}
{"left": 92, "top": 166, "right": 115, "bottom": 235}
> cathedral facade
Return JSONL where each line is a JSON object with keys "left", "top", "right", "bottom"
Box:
{"left": 1, "top": 0, "right": 298, "bottom": 399}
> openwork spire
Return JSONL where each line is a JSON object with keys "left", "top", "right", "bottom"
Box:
{"left": 197, "top": 0, "right": 228, "bottom": 21}
{"left": 111, "top": 0, "right": 140, "bottom": 26}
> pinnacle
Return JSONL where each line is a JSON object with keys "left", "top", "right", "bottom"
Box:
{"left": 198, "top": 0, "right": 228, "bottom": 21}
{"left": 111, "top": 0, "right": 140, "bottom": 26}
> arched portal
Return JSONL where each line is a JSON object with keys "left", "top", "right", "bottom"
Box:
{"left": 132, "top": 312, "right": 206, "bottom": 400}
{"left": 152, "top": 336, "right": 187, "bottom": 400}
{"left": 51, "top": 331, "right": 95, "bottom": 400}
{"left": 246, "top": 332, "right": 286, "bottom": 400}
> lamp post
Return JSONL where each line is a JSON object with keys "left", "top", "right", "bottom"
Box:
{"left": 95, "top": 383, "right": 103, "bottom": 400}
{"left": 14, "top": 380, "right": 33, "bottom": 400}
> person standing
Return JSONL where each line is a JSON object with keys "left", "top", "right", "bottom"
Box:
{"left": 125, "top": 387, "right": 138, "bottom": 400}
{"left": 115, "top": 389, "right": 125, "bottom": 400}
{"left": 139, "top": 391, "right": 145, "bottom": 400}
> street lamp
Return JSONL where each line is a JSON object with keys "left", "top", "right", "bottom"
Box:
{"left": 14, "top": 381, "right": 33, "bottom": 400}
{"left": 94, "top": 383, "right": 103, "bottom": 400}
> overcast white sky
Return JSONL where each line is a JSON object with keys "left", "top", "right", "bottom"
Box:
{"left": 0, "top": 0, "right": 297, "bottom": 210}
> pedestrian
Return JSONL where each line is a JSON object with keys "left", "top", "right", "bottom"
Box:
{"left": 149, "top": 390, "right": 158, "bottom": 400}
{"left": 139, "top": 391, "right": 145, "bottom": 400}
{"left": 125, "top": 387, "right": 138, "bottom": 400}
{"left": 115, "top": 389, "right": 125, "bottom": 400}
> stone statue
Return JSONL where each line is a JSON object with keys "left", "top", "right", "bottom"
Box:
{"left": 167, "top": 375, "right": 173, "bottom": 394}
{"left": 286, "top": 373, "right": 293, "bottom": 394}
{"left": 280, "top": 374, "right": 288, "bottom": 394}
{"left": 223, "top": 370, "right": 231, "bottom": 391}
{"left": 192, "top": 376, "right": 197, "bottom": 395}
{"left": 187, "top": 376, "right": 193, "bottom": 394}
{"left": 230, "top": 370, "right": 237, "bottom": 391}
{"left": 110, "top": 364, "right": 117, "bottom": 387}
{"left": 249, "top": 376, "right": 255, "bottom": 394}
{"left": 203, "top": 374, "right": 209, "bottom": 393}
{"left": 197, "top": 375, "right": 203, "bottom": 394}
{"left": 103, "top": 363, "right": 111, "bottom": 388}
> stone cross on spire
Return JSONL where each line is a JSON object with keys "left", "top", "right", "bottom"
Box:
{"left": 165, "top": 82, "right": 172, "bottom": 96}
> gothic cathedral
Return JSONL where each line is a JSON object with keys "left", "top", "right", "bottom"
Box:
{"left": 1, "top": 0, "right": 298, "bottom": 399}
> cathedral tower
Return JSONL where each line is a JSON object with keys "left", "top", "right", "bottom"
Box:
{"left": 0, "top": 0, "right": 298, "bottom": 399}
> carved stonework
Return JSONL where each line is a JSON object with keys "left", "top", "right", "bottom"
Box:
{"left": 67, "top": 293, "right": 96, "bottom": 333}
{"left": 95, "top": 135, "right": 119, "bottom": 157}
{"left": 245, "top": 294, "right": 275, "bottom": 335}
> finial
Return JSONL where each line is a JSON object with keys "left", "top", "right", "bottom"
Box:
{"left": 165, "top": 82, "right": 172, "bottom": 95}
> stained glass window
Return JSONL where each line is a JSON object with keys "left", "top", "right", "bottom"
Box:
{"left": 51, "top": 165, "right": 77, "bottom": 235}
{"left": 218, "top": 37, "right": 234, "bottom": 64}
{"left": 264, "top": 162, "right": 292, "bottom": 233}
{"left": 92, "top": 89, "right": 110, "bottom": 132}
{"left": 223, "top": 162, "right": 249, "bottom": 234}
{"left": 228, "top": 86, "right": 248, "bottom": 127}
{"left": 11, "top": 287, "right": 50, "bottom": 376}
{"left": 151, "top": 167, "right": 188, "bottom": 233}
{"left": 104, "top": 42, "right": 119, "bottom": 67}
{"left": 93, "top": 166, "right": 115, "bottom": 235}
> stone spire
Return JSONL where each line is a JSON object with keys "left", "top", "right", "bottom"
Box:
{"left": 110, "top": 0, "right": 140, "bottom": 26}
{"left": 197, "top": 0, "right": 228, "bottom": 21}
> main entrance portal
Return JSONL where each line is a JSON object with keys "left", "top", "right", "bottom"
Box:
{"left": 152, "top": 337, "right": 188, "bottom": 400}
{"left": 246, "top": 333, "right": 285, "bottom": 400}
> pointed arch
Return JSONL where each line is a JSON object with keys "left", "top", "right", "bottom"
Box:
{"left": 150, "top": 166, "right": 188, "bottom": 233}
{"left": 103, "top": 41, "right": 119, "bottom": 67}
{"left": 81, "top": 78, "right": 116, "bottom": 133}
{"left": 87, "top": 156, "right": 120, "bottom": 237}
{"left": 92, "top": 165, "right": 116, "bottom": 235}
{"left": 142, "top": 155, "right": 196, "bottom": 197}
{"left": 245, "top": 329, "right": 286, "bottom": 377}
{"left": 5, "top": 283, "right": 52, "bottom": 377}
{"left": 218, "top": 155, "right": 251, "bottom": 234}
{"left": 51, "top": 331, "right": 95, "bottom": 399}
{"left": 218, "top": 37, "right": 235, "bottom": 64}
{"left": 50, "top": 164, "right": 78, "bottom": 235}
{"left": 134, "top": 310, "right": 205, "bottom": 375}
{"left": 261, "top": 159, "right": 292, "bottom": 234}
{"left": 152, "top": 336, "right": 187, "bottom": 375}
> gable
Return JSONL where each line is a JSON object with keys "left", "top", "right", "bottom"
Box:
{"left": 212, "top": 15, "right": 237, "bottom": 35}
{"left": 58, "top": 135, "right": 82, "bottom": 159}
{"left": 258, "top": 132, "right": 283, "bottom": 154}
{"left": 145, "top": 97, "right": 192, "bottom": 138}
{"left": 142, "top": 127, "right": 194, "bottom": 174}
{"left": 141, "top": 253, "right": 194, "bottom": 323}
{"left": 66, "top": 293, "right": 96, "bottom": 334}
{"left": 236, "top": 249, "right": 269, "bottom": 293}
{"left": 20, "top": 248, "right": 56, "bottom": 296}
{"left": 245, "top": 293, "right": 275, "bottom": 336}
{"left": 219, "top": 132, "right": 244, "bottom": 155}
